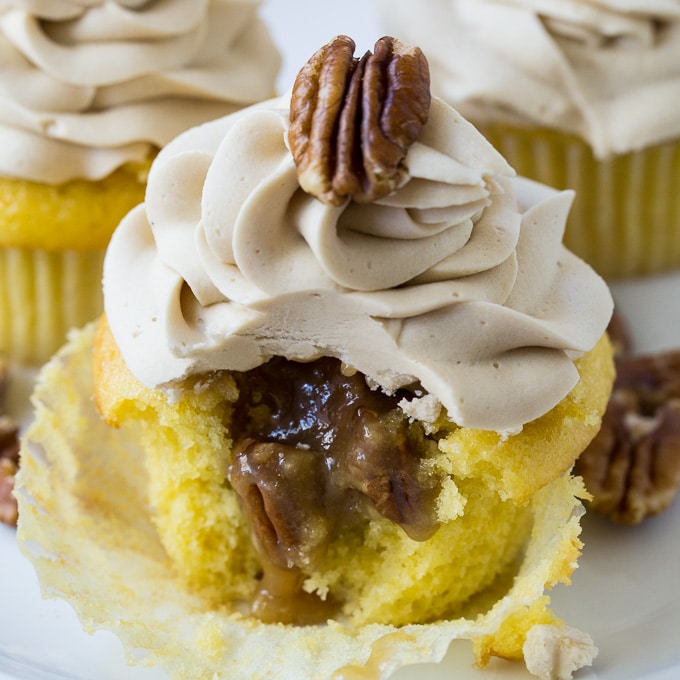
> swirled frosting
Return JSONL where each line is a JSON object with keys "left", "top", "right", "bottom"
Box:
{"left": 379, "top": 0, "right": 680, "bottom": 158}
{"left": 0, "top": 0, "right": 280, "bottom": 183}
{"left": 103, "top": 94, "right": 613, "bottom": 432}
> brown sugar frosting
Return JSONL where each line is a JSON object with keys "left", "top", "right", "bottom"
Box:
{"left": 103, "top": 35, "right": 612, "bottom": 433}
{"left": 0, "top": 0, "right": 281, "bottom": 184}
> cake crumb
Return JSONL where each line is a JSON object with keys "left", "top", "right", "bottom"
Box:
{"left": 523, "top": 624, "right": 598, "bottom": 680}
{"left": 399, "top": 393, "right": 442, "bottom": 432}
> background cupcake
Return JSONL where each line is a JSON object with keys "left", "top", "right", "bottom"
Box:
{"left": 0, "top": 0, "right": 280, "bottom": 365}
{"left": 378, "top": 0, "right": 680, "bottom": 280}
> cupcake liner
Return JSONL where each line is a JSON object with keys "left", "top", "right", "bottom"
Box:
{"left": 16, "top": 324, "right": 596, "bottom": 680}
{"left": 0, "top": 247, "right": 105, "bottom": 365}
{"left": 481, "top": 125, "right": 680, "bottom": 279}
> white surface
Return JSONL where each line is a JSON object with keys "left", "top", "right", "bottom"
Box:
{"left": 2, "top": 0, "right": 680, "bottom": 678}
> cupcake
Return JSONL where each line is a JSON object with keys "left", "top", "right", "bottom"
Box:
{"left": 378, "top": 0, "right": 680, "bottom": 279}
{"left": 0, "top": 0, "right": 280, "bottom": 365}
{"left": 16, "top": 36, "right": 614, "bottom": 680}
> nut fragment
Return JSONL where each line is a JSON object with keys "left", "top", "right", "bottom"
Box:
{"left": 0, "top": 415, "right": 20, "bottom": 527}
{"left": 575, "top": 347, "right": 680, "bottom": 525}
{"left": 288, "top": 35, "right": 430, "bottom": 206}
{"left": 341, "top": 407, "right": 440, "bottom": 542}
{"left": 0, "top": 357, "right": 20, "bottom": 527}
{"left": 229, "top": 438, "right": 331, "bottom": 571}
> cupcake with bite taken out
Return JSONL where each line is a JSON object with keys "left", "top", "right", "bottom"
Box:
{"left": 17, "top": 35, "right": 614, "bottom": 680}
{"left": 378, "top": 0, "right": 680, "bottom": 279}
{"left": 0, "top": 0, "right": 280, "bottom": 365}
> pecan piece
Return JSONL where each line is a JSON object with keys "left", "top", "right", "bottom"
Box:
{"left": 228, "top": 439, "right": 331, "bottom": 570}
{"left": 339, "top": 407, "right": 440, "bottom": 541}
{"left": 289, "top": 35, "right": 430, "bottom": 206}
{"left": 575, "top": 350, "right": 680, "bottom": 525}
{"left": 0, "top": 415, "right": 20, "bottom": 527}
{"left": 0, "top": 357, "right": 20, "bottom": 527}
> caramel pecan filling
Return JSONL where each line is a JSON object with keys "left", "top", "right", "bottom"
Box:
{"left": 227, "top": 356, "right": 442, "bottom": 624}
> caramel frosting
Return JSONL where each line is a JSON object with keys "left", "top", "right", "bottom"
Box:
{"left": 103, "top": 93, "right": 613, "bottom": 432}
{"left": 0, "top": 0, "right": 280, "bottom": 183}
{"left": 379, "top": 0, "right": 680, "bottom": 158}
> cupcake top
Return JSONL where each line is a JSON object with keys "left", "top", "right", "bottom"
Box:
{"left": 103, "top": 35, "right": 613, "bottom": 433}
{"left": 0, "top": 0, "right": 280, "bottom": 183}
{"left": 380, "top": 0, "right": 680, "bottom": 158}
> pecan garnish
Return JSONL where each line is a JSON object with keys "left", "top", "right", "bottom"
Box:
{"left": 575, "top": 324, "right": 680, "bottom": 525}
{"left": 288, "top": 35, "right": 430, "bottom": 206}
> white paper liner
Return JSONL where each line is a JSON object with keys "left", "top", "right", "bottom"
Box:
{"left": 15, "top": 324, "right": 593, "bottom": 680}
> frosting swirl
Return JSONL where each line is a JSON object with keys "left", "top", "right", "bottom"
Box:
{"left": 379, "top": 0, "right": 680, "bottom": 158}
{"left": 103, "top": 94, "right": 613, "bottom": 432}
{"left": 0, "top": 0, "right": 280, "bottom": 183}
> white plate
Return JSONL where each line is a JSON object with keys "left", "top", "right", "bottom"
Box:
{"left": 2, "top": 1, "right": 680, "bottom": 678}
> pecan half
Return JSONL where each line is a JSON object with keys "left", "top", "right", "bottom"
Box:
{"left": 288, "top": 35, "right": 430, "bottom": 206}
{"left": 575, "top": 349, "right": 680, "bottom": 525}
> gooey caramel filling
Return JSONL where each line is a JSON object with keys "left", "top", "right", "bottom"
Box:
{"left": 227, "top": 356, "right": 443, "bottom": 624}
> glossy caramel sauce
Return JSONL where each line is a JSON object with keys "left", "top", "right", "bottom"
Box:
{"left": 228, "top": 356, "right": 442, "bottom": 624}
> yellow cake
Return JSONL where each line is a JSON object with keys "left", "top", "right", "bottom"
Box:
{"left": 0, "top": 0, "right": 280, "bottom": 365}
{"left": 378, "top": 0, "right": 680, "bottom": 279}
{"left": 16, "top": 36, "right": 615, "bottom": 680}
{"left": 92, "top": 316, "right": 613, "bottom": 629}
